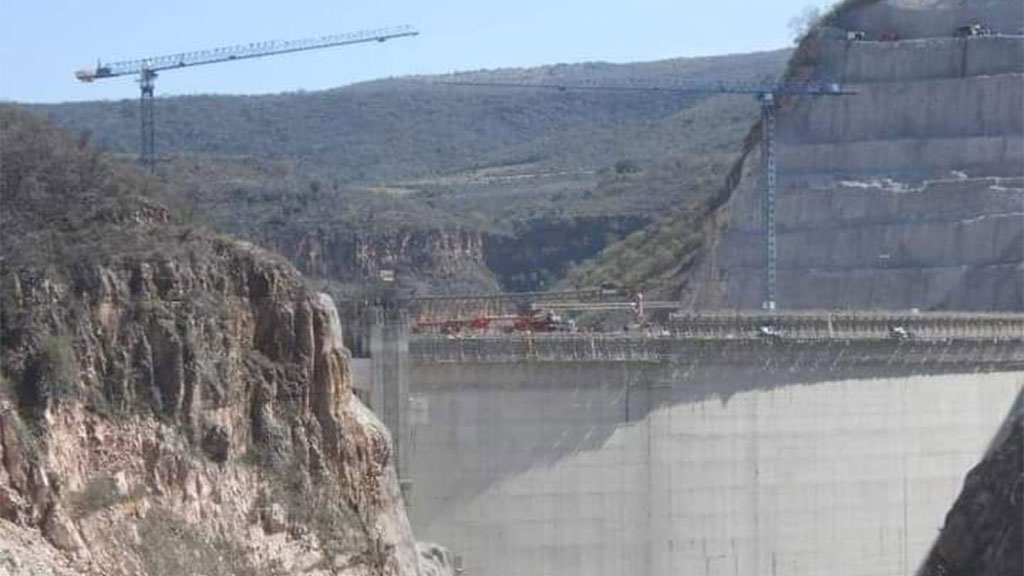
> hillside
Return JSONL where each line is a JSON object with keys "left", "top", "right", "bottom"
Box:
{"left": 0, "top": 107, "right": 441, "bottom": 575}
{"left": 35, "top": 50, "right": 787, "bottom": 183}
{"left": 573, "top": 0, "right": 1024, "bottom": 310}
{"left": 27, "top": 51, "right": 789, "bottom": 296}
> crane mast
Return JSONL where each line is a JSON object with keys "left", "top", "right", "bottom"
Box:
{"left": 441, "top": 78, "right": 854, "bottom": 311}
{"left": 140, "top": 69, "right": 156, "bottom": 169}
{"left": 758, "top": 92, "right": 778, "bottom": 311}
{"left": 76, "top": 26, "right": 418, "bottom": 171}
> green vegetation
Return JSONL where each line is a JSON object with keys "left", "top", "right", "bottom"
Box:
{"left": 33, "top": 335, "right": 79, "bottom": 402}
{"left": 564, "top": 106, "right": 765, "bottom": 294}
{"left": 70, "top": 476, "right": 123, "bottom": 519}
{"left": 0, "top": 392, "right": 44, "bottom": 464}
{"left": 2, "top": 107, "right": 161, "bottom": 416}
{"left": 790, "top": 0, "right": 883, "bottom": 44}
{"left": 69, "top": 474, "right": 147, "bottom": 520}
{"left": 821, "top": 0, "right": 884, "bottom": 24}
{"left": 564, "top": 153, "right": 736, "bottom": 292}
{"left": 10, "top": 50, "right": 791, "bottom": 296}
{"left": 614, "top": 159, "right": 641, "bottom": 175}
{"left": 8, "top": 333, "right": 85, "bottom": 417}
{"left": 572, "top": 0, "right": 889, "bottom": 297}
{"left": 251, "top": 455, "right": 373, "bottom": 569}
{"left": 1, "top": 106, "right": 245, "bottom": 421}
{"left": 149, "top": 154, "right": 460, "bottom": 242}
{"left": 418, "top": 92, "right": 764, "bottom": 224}
{"left": 0, "top": 94, "right": 390, "bottom": 576}
{"left": 33, "top": 51, "right": 788, "bottom": 185}
{"left": 0, "top": 106, "right": 181, "bottom": 272}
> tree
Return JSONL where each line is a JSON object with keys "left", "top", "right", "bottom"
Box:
{"left": 788, "top": 5, "right": 823, "bottom": 43}
{"left": 614, "top": 159, "right": 640, "bottom": 175}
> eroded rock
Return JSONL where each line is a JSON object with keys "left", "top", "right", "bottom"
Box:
{"left": 0, "top": 108, "right": 429, "bottom": 575}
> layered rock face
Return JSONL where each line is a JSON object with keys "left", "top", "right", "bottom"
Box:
{"left": 272, "top": 228, "right": 497, "bottom": 296}
{"left": 697, "top": 0, "right": 1023, "bottom": 310}
{"left": 0, "top": 108, "right": 440, "bottom": 575}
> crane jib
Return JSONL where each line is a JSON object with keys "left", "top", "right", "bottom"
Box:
{"left": 73, "top": 25, "right": 418, "bottom": 173}
{"left": 436, "top": 77, "right": 855, "bottom": 312}
{"left": 76, "top": 26, "right": 418, "bottom": 80}
{"left": 437, "top": 80, "right": 854, "bottom": 97}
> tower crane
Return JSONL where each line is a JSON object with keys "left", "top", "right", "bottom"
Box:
{"left": 441, "top": 78, "right": 855, "bottom": 311}
{"left": 76, "top": 26, "right": 419, "bottom": 171}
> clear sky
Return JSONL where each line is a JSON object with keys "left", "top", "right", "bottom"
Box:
{"left": 0, "top": 0, "right": 836, "bottom": 103}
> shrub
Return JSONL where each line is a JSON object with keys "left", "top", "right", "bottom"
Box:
{"left": 614, "top": 159, "right": 641, "bottom": 175}
{"left": 19, "top": 335, "right": 79, "bottom": 414}
{"left": 70, "top": 476, "right": 122, "bottom": 519}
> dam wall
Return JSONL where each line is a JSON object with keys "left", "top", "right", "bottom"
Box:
{"left": 400, "top": 330, "right": 1024, "bottom": 576}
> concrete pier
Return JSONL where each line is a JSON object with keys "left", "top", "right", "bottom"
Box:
{"left": 370, "top": 311, "right": 412, "bottom": 482}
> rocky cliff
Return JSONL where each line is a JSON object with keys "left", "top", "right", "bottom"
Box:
{"left": 0, "top": 108, "right": 442, "bottom": 574}
{"left": 273, "top": 227, "right": 497, "bottom": 297}
{"left": 917, "top": 403, "right": 1023, "bottom": 576}
{"left": 33, "top": 48, "right": 788, "bottom": 300}
{"left": 143, "top": 156, "right": 500, "bottom": 300}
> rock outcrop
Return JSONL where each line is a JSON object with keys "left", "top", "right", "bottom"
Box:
{"left": 917, "top": 405, "right": 1023, "bottom": 576}
{"left": 271, "top": 227, "right": 498, "bottom": 296}
{"left": 0, "top": 107, "right": 443, "bottom": 574}
{"left": 685, "top": 0, "right": 1024, "bottom": 310}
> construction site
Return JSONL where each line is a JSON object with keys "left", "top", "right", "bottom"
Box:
{"left": 0, "top": 0, "right": 1021, "bottom": 575}
{"left": 351, "top": 1, "right": 1024, "bottom": 574}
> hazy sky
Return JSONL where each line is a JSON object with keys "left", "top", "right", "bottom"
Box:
{"left": 0, "top": 0, "right": 836, "bottom": 103}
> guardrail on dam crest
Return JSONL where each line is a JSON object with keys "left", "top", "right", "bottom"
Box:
{"left": 409, "top": 312, "right": 1024, "bottom": 368}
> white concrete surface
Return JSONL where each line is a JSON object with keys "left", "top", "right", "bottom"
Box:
{"left": 407, "top": 367, "right": 1022, "bottom": 576}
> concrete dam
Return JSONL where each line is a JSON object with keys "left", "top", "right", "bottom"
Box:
{"left": 346, "top": 5, "right": 1024, "bottom": 572}
{"left": 356, "top": 312, "right": 1024, "bottom": 576}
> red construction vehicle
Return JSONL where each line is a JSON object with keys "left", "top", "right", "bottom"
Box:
{"left": 510, "top": 311, "right": 575, "bottom": 333}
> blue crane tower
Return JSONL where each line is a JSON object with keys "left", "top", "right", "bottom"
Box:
{"left": 76, "top": 26, "right": 419, "bottom": 172}
{"left": 441, "top": 78, "right": 855, "bottom": 311}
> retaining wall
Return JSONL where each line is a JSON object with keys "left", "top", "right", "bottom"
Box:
{"left": 719, "top": 262, "right": 1023, "bottom": 310}
{"left": 778, "top": 136, "right": 1024, "bottom": 178}
{"left": 835, "top": 0, "right": 1024, "bottom": 40}
{"left": 778, "top": 74, "right": 1023, "bottom": 144}
{"left": 818, "top": 36, "right": 1024, "bottom": 84}
{"left": 703, "top": 19, "right": 1024, "bottom": 311}
{"left": 717, "top": 212, "right": 1022, "bottom": 270}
